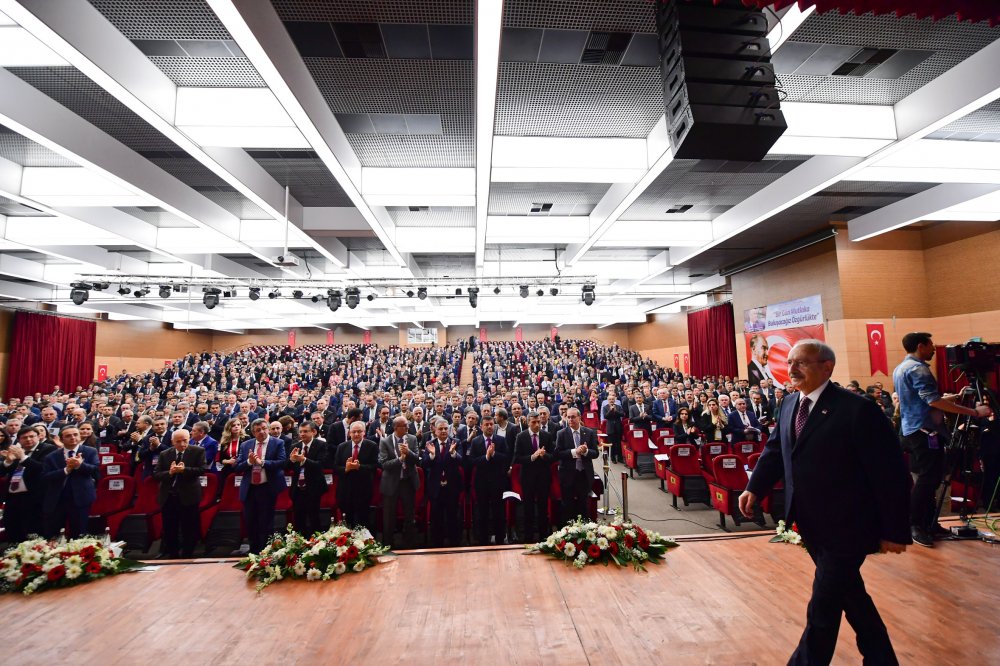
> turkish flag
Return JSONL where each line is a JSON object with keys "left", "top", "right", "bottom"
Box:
{"left": 479, "top": 327, "right": 488, "bottom": 342}
{"left": 683, "top": 353, "right": 690, "bottom": 374}
{"left": 288, "top": 330, "right": 296, "bottom": 349}
{"left": 550, "top": 326, "right": 558, "bottom": 341}
{"left": 673, "top": 354, "right": 680, "bottom": 369}
{"left": 97, "top": 365, "right": 108, "bottom": 382}
{"left": 363, "top": 330, "right": 372, "bottom": 345}
{"left": 515, "top": 326, "right": 523, "bottom": 342}
{"left": 326, "top": 330, "right": 334, "bottom": 345}
{"left": 867, "top": 323, "right": 889, "bottom": 376}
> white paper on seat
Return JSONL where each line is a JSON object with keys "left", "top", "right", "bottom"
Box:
{"left": 654, "top": 454, "right": 670, "bottom": 462}
{"left": 502, "top": 491, "right": 521, "bottom": 501}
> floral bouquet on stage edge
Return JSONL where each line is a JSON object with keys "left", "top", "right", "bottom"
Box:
{"left": 770, "top": 520, "right": 805, "bottom": 547}
{"left": 0, "top": 536, "right": 143, "bottom": 596}
{"left": 526, "top": 516, "right": 678, "bottom": 571}
{"left": 236, "top": 523, "right": 390, "bottom": 592}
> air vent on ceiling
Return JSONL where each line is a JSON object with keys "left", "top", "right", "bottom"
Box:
{"left": 666, "top": 204, "right": 693, "bottom": 214}
{"left": 581, "top": 31, "right": 632, "bottom": 66}
{"left": 530, "top": 203, "right": 553, "bottom": 213}
{"left": 408, "top": 206, "right": 429, "bottom": 212}
{"left": 773, "top": 42, "right": 932, "bottom": 79}
{"left": 332, "top": 23, "right": 385, "bottom": 58}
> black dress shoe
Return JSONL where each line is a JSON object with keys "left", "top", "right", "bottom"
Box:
{"left": 930, "top": 523, "right": 952, "bottom": 539}
{"left": 911, "top": 527, "right": 933, "bottom": 548}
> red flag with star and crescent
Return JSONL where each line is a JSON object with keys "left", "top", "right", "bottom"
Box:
{"left": 867, "top": 323, "right": 888, "bottom": 375}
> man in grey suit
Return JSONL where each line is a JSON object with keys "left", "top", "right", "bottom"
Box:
{"left": 379, "top": 416, "right": 421, "bottom": 549}
{"left": 154, "top": 429, "right": 206, "bottom": 559}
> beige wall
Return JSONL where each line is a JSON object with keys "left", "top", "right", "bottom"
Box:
{"left": 447, "top": 324, "right": 631, "bottom": 346}
{"left": 95, "top": 319, "right": 214, "bottom": 377}
{"left": 627, "top": 313, "right": 689, "bottom": 370}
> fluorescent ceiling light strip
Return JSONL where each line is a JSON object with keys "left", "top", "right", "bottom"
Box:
{"left": 178, "top": 126, "right": 310, "bottom": 149}
{"left": 768, "top": 136, "right": 894, "bottom": 157}
{"left": 206, "top": 0, "right": 406, "bottom": 267}
{"left": 474, "top": 0, "right": 503, "bottom": 267}
{"left": 0, "top": 25, "right": 67, "bottom": 65}
{"left": 853, "top": 165, "right": 1000, "bottom": 184}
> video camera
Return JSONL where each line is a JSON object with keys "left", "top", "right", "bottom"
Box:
{"left": 946, "top": 340, "right": 1000, "bottom": 374}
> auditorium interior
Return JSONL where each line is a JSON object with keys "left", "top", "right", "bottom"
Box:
{"left": 0, "top": 1, "right": 999, "bottom": 664}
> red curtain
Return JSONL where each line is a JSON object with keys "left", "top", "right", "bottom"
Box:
{"left": 6, "top": 312, "right": 96, "bottom": 399}
{"left": 935, "top": 345, "right": 1000, "bottom": 395}
{"left": 687, "top": 302, "right": 738, "bottom": 378}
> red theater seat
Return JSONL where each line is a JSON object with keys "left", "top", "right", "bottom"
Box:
{"left": 708, "top": 454, "right": 760, "bottom": 531}
{"left": 665, "top": 444, "right": 709, "bottom": 509}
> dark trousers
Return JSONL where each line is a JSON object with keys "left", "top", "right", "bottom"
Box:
{"left": 521, "top": 481, "right": 550, "bottom": 544}
{"left": 244, "top": 484, "right": 277, "bottom": 554}
{"left": 790, "top": 546, "right": 897, "bottom": 666}
{"left": 2, "top": 496, "right": 44, "bottom": 543}
{"left": 339, "top": 493, "right": 372, "bottom": 531}
{"left": 902, "top": 431, "right": 945, "bottom": 529}
{"left": 429, "top": 486, "right": 460, "bottom": 547}
{"left": 292, "top": 492, "right": 323, "bottom": 536}
{"left": 161, "top": 494, "right": 199, "bottom": 557}
{"left": 382, "top": 479, "right": 417, "bottom": 548}
{"left": 560, "top": 471, "right": 591, "bottom": 525}
{"left": 474, "top": 485, "right": 504, "bottom": 545}
{"left": 44, "top": 496, "right": 91, "bottom": 539}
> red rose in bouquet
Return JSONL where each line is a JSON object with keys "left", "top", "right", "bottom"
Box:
{"left": 609, "top": 542, "right": 619, "bottom": 555}
{"left": 346, "top": 545, "right": 359, "bottom": 560}
{"left": 80, "top": 545, "right": 96, "bottom": 560}
{"left": 47, "top": 565, "right": 66, "bottom": 581}
{"left": 336, "top": 535, "right": 348, "bottom": 547}
{"left": 86, "top": 561, "right": 103, "bottom": 574}
{"left": 587, "top": 544, "right": 601, "bottom": 559}
{"left": 624, "top": 534, "right": 634, "bottom": 549}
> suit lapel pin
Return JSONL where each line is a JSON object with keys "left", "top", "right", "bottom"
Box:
{"left": 821, "top": 409, "right": 828, "bottom": 415}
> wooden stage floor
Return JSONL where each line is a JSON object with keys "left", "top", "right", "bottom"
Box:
{"left": 2, "top": 533, "right": 997, "bottom": 665}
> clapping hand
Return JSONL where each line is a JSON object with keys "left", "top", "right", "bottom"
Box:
{"left": 169, "top": 460, "right": 181, "bottom": 475}
{"left": 345, "top": 457, "right": 360, "bottom": 472}
{"left": 486, "top": 442, "right": 495, "bottom": 460}
{"left": 425, "top": 442, "right": 436, "bottom": 460}
{"left": 7, "top": 443, "right": 25, "bottom": 461}
{"left": 290, "top": 447, "right": 305, "bottom": 464}
{"left": 576, "top": 444, "right": 588, "bottom": 457}
{"left": 399, "top": 442, "right": 409, "bottom": 458}
{"left": 65, "top": 454, "right": 81, "bottom": 471}
{"left": 449, "top": 441, "right": 458, "bottom": 457}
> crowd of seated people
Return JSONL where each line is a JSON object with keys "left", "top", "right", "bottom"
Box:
{"left": 0, "top": 337, "right": 904, "bottom": 558}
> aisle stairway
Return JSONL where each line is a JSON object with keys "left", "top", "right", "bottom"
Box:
{"left": 459, "top": 352, "right": 475, "bottom": 390}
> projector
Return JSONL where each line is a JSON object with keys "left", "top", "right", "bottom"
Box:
{"left": 272, "top": 254, "right": 300, "bottom": 267}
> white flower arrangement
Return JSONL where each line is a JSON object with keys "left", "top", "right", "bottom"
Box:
{"left": 0, "top": 536, "right": 140, "bottom": 596}
{"left": 526, "top": 516, "right": 679, "bottom": 571}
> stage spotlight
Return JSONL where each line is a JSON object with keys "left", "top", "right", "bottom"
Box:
{"left": 536, "top": 289, "right": 544, "bottom": 297}
{"left": 92, "top": 282, "right": 109, "bottom": 291}
{"left": 327, "top": 290, "right": 342, "bottom": 312}
{"left": 366, "top": 294, "right": 375, "bottom": 302}
{"left": 493, "top": 286, "right": 501, "bottom": 295}
{"left": 292, "top": 290, "right": 304, "bottom": 299}
{"left": 519, "top": 285, "right": 529, "bottom": 298}
{"left": 158, "top": 285, "right": 171, "bottom": 299}
{"left": 249, "top": 287, "right": 261, "bottom": 301}
{"left": 406, "top": 290, "right": 415, "bottom": 298}
{"left": 268, "top": 289, "right": 280, "bottom": 299}
{"left": 417, "top": 287, "right": 427, "bottom": 300}
{"left": 134, "top": 288, "right": 149, "bottom": 298}
{"left": 455, "top": 288, "right": 462, "bottom": 296}
{"left": 345, "top": 287, "right": 360, "bottom": 309}
{"left": 468, "top": 287, "right": 479, "bottom": 309}
{"left": 203, "top": 288, "right": 221, "bottom": 310}
{"left": 311, "top": 295, "right": 321, "bottom": 303}
{"left": 70, "top": 283, "right": 90, "bottom": 306}
{"left": 223, "top": 289, "right": 236, "bottom": 298}
{"left": 117, "top": 285, "right": 130, "bottom": 296}
{"left": 582, "top": 284, "right": 595, "bottom": 306}
{"left": 550, "top": 287, "right": 559, "bottom": 296}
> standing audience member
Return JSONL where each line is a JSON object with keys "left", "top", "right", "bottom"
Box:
{"left": 422, "top": 418, "right": 463, "bottom": 547}
{"left": 42, "top": 426, "right": 100, "bottom": 538}
{"left": 334, "top": 421, "right": 378, "bottom": 531}
{"left": 286, "top": 421, "right": 329, "bottom": 536}
{"left": 468, "top": 414, "right": 509, "bottom": 545}
{"left": 515, "top": 411, "right": 554, "bottom": 544}
{"left": 378, "top": 416, "right": 421, "bottom": 549}
{"left": 555, "top": 408, "right": 598, "bottom": 523}
{"left": 154, "top": 429, "right": 206, "bottom": 559}
{"left": 236, "top": 419, "right": 287, "bottom": 554}
{"left": 0, "top": 426, "right": 58, "bottom": 542}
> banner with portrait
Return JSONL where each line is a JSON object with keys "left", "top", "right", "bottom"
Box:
{"left": 406, "top": 327, "right": 438, "bottom": 344}
{"left": 743, "top": 295, "right": 825, "bottom": 388}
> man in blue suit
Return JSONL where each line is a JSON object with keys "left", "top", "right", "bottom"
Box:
{"left": 190, "top": 421, "right": 219, "bottom": 472}
{"left": 651, "top": 388, "right": 672, "bottom": 430}
{"left": 42, "top": 425, "right": 100, "bottom": 538}
{"left": 421, "top": 418, "right": 463, "bottom": 547}
{"left": 727, "top": 397, "right": 762, "bottom": 442}
{"left": 740, "top": 340, "right": 910, "bottom": 665}
{"left": 236, "top": 418, "right": 287, "bottom": 553}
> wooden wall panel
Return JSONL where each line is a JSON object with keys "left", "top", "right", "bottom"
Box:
{"left": 212, "top": 326, "right": 400, "bottom": 350}
{"left": 94, "top": 320, "right": 213, "bottom": 377}
{"left": 447, "top": 324, "right": 630, "bottom": 346}
{"left": 836, "top": 230, "right": 928, "bottom": 319}
{"left": 924, "top": 226, "right": 1000, "bottom": 317}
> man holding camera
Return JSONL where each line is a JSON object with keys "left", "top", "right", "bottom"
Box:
{"left": 893, "top": 332, "right": 993, "bottom": 548}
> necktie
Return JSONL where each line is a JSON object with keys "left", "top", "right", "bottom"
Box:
{"left": 574, "top": 431, "right": 583, "bottom": 471}
{"left": 397, "top": 438, "right": 406, "bottom": 475}
{"left": 352, "top": 442, "right": 359, "bottom": 460}
{"left": 252, "top": 443, "right": 263, "bottom": 484}
{"left": 639, "top": 404, "right": 644, "bottom": 416}
{"left": 741, "top": 411, "right": 749, "bottom": 426}
{"left": 794, "top": 397, "right": 812, "bottom": 440}
{"left": 532, "top": 434, "right": 538, "bottom": 451}
{"left": 172, "top": 450, "right": 181, "bottom": 487}
{"left": 298, "top": 443, "right": 307, "bottom": 487}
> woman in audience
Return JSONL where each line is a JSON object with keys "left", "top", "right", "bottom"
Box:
{"left": 278, "top": 415, "right": 296, "bottom": 444}
{"left": 672, "top": 408, "right": 700, "bottom": 444}
{"left": 602, "top": 388, "right": 624, "bottom": 464}
{"left": 699, "top": 398, "right": 729, "bottom": 442}
{"left": 217, "top": 419, "right": 244, "bottom": 485}
{"left": 32, "top": 422, "right": 59, "bottom": 448}
{"left": 78, "top": 421, "right": 99, "bottom": 449}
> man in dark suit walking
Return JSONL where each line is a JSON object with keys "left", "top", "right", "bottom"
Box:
{"left": 514, "top": 411, "right": 555, "bottom": 544}
{"left": 154, "top": 429, "right": 206, "bottom": 559}
{"left": 0, "top": 426, "right": 58, "bottom": 542}
{"left": 236, "top": 418, "right": 287, "bottom": 553}
{"left": 42, "top": 425, "right": 100, "bottom": 538}
{"left": 467, "top": 414, "right": 509, "bottom": 545}
{"left": 334, "top": 421, "right": 378, "bottom": 530}
{"left": 740, "top": 340, "right": 910, "bottom": 665}
{"left": 554, "top": 408, "right": 599, "bottom": 523}
{"left": 379, "top": 416, "right": 421, "bottom": 549}
{"left": 286, "top": 421, "right": 329, "bottom": 537}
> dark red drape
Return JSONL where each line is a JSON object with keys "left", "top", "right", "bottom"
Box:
{"left": 935, "top": 345, "right": 1000, "bottom": 395}
{"left": 6, "top": 312, "right": 96, "bottom": 399}
{"left": 687, "top": 302, "right": 738, "bottom": 378}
